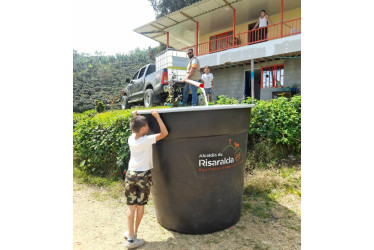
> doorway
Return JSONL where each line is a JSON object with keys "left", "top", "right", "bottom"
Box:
{"left": 244, "top": 69, "right": 261, "bottom": 100}
{"left": 248, "top": 22, "right": 257, "bottom": 44}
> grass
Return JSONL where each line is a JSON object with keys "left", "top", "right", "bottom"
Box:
{"left": 73, "top": 167, "right": 124, "bottom": 200}
{"left": 242, "top": 165, "right": 301, "bottom": 221}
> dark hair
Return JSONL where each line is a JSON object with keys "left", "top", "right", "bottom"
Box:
{"left": 187, "top": 48, "right": 193, "bottom": 52}
{"left": 204, "top": 65, "right": 210, "bottom": 69}
{"left": 261, "top": 10, "right": 266, "bottom": 14}
{"left": 130, "top": 116, "right": 148, "bottom": 133}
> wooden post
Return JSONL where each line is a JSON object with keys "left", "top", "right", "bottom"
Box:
{"left": 167, "top": 32, "right": 169, "bottom": 49}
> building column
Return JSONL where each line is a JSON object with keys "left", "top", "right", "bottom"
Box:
{"left": 196, "top": 22, "right": 199, "bottom": 56}
{"left": 280, "top": 0, "right": 284, "bottom": 37}
{"left": 233, "top": 9, "right": 236, "bottom": 46}
{"left": 251, "top": 59, "right": 254, "bottom": 101}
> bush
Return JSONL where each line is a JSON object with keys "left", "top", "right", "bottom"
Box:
{"left": 215, "top": 95, "right": 240, "bottom": 105}
{"left": 73, "top": 106, "right": 170, "bottom": 179}
{"left": 215, "top": 95, "right": 301, "bottom": 164}
{"left": 73, "top": 109, "right": 97, "bottom": 130}
{"left": 95, "top": 100, "right": 106, "bottom": 113}
{"left": 248, "top": 95, "right": 301, "bottom": 154}
{"left": 73, "top": 110, "right": 132, "bottom": 179}
{"left": 73, "top": 96, "right": 300, "bottom": 179}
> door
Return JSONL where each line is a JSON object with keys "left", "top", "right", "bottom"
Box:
{"left": 244, "top": 70, "right": 261, "bottom": 100}
{"left": 248, "top": 22, "right": 257, "bottom": 44}
{"left": 132, "top": 66, "right": 146, "bottom": 100}
{"left": 127, "top": 70, "right": 139, "bottom": 98}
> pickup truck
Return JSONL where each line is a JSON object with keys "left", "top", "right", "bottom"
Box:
{"left": 120, "top": 64, "right": 188, "bottom": 109}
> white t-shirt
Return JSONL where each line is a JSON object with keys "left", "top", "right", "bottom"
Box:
{"left": 201, "top": 73, "right": 214, "bottom": 88}
{"left": 128, "top": 133, "right": 157, "bottom": 171}
{"left": 259, "top": 16, "right": 267, "bottom": 28}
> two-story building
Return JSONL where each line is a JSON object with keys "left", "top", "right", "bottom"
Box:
{"left": 134, "top": 0, "right": 301, "bottom": 101}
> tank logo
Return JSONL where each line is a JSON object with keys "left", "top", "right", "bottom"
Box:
{"left": 198, "top": 138, "right": 243, "bottom": 172}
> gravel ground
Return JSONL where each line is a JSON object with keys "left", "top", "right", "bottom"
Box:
{"left": 73, "top": 173, "right": 301, "bottom": 250}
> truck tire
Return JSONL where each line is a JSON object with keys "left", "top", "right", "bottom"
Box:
{"left": 121, "top": 95, "right": 130, "bottom": 110}
{"left": 144, "top": 89, "right": 155, "bottom": 108}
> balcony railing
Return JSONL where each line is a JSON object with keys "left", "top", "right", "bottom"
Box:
{"left": 182, "top": 17, "right": 301, "bottom": 56}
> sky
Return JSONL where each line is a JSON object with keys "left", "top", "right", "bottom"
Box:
{"left": 73, "top": 0, "right": 160, "bottom": 55}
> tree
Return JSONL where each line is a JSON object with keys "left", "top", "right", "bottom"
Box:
{"left": 148, "top": 0, "right": 201, "bottom": 18}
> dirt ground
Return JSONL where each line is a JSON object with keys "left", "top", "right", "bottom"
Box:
{"left": 73, "top": 175, "right": 300, "bottom": 250}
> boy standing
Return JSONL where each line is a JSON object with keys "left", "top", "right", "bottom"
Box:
{"left": 124, "top": 110, "right": 168, "bottom": 249}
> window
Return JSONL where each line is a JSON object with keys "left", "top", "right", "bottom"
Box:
{"left": 132, "top": 71, "right": 139, "bottom": 80}
{"left": 138, "top": 67, "right": 146, "bottom": 79}
{"left": 261, "top": 64, "right": 284, "bottom": 88}
{"left": 209, "top": 31, "right": 233, "bottom": 52}
{"left": 146, "top": 65, "right": 155, "bottom": 76}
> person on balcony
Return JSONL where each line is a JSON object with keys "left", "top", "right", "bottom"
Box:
{"left": 252, "top": 9, "right": 272, "bottom": 41}
{"left": 183, "top": 48, "right": 201, "bottom": 106}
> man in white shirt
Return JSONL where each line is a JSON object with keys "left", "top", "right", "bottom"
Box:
{"left": 124, "top": 110, "right": 168, "bottom": 249}
{"left": 183, "top": 48, "right": 201, "bottom": 106}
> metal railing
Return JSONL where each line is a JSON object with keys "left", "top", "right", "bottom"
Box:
{"left": 182, "top": 17, "right": 301, "bottom": 56}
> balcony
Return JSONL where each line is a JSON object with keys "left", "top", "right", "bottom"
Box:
{"left": 182, "top": 17, "right": 301, "bottom": 56}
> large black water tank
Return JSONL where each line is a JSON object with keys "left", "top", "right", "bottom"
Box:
{"left": 137, "top": 104, "right": 254, "bottom": 234}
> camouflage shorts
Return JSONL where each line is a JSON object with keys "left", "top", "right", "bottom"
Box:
{"left": 124, "top": 170, "right": 153, "bottom": 205}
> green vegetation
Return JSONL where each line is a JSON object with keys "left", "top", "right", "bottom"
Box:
{"left": 73, "top": 45, "right": 166, "bottom": 113}
{"left": 215, "top": 95, "right": 240, "bottom": 105}
{"left": 73, "top": 96, "right": 300, "bottom": 179}
{"left": 74, "top": 167, "right": 124, "bottom": 200}
{"left": 248, "top": 95, "right": 301, "bottom": 154}
{"left": 242, "top": 166, "right": 301, "bottom": 222}
{"left": 73, "top": 109, "right": 133, "bottom": 179}
{"left": 148, "top": 0, "right": 201, "bottom": 18}
{"left": 73, "top": 106, "right": 170, "bottom": 179}
{"left": 214, "top": 95, "right": 301, "bottom": 170}
{"left": 95, "top": 100, "right": 106, "bottom": 113}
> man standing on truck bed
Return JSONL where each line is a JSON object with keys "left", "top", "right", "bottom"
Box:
{"left": 182, "top": 48, "right": 201, "bottom": 106}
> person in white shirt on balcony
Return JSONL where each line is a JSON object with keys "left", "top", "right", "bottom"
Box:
{"left": 252, "top": 9, "right": 272, "bottom": 41}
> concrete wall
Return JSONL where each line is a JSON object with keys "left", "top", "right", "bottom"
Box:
{"left": 284, "top": 58, "right": 301, "bottom": 91}
{"left": 198, "top": 58, "right": 300, "bottom": 101}
{"left": 209, "top": 66, "right": 245, "bottom": 101}
{"left": 199, "top": 34, "right": 301, "bottom": 67}
{"left": 259, "top": 58, "right": 301, "bottom": 100}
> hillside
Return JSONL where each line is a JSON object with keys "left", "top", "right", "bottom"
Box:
{"left": 73, "top": 45, "right": 165, "bottom": 112}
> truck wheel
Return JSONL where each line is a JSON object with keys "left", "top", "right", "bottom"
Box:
{"left": 121, "top": 95, "right": 130, "bottom": 110}
{"left": 144, "top": 89, "right": 155, "bottom": 108}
